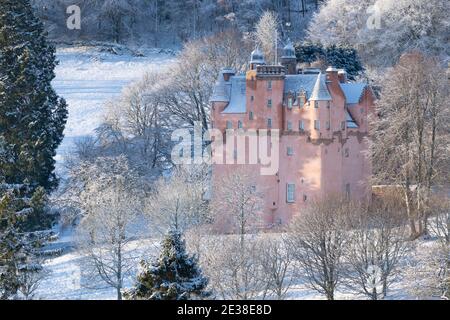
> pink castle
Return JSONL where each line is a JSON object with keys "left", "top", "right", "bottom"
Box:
{"left": 210, "top": 43, "right": 375, "bottom": 227}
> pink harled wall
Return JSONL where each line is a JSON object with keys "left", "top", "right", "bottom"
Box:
{"left": 211, "top": 67, "right": 374, "bottom": 229}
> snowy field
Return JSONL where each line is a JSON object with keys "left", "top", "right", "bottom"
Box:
{"left": 52, "top": 45, "right": 175, "bottom": 171}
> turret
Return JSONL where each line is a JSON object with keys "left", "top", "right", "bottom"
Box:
{"left": 281, "top": 40, "right": 297, "bottom": 75}
{"left": 250, "top": 48, "right": 266, "bottom": 70}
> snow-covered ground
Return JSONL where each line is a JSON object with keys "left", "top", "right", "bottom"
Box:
{"left": 52, "top": 45, "right": 175, "bottom": 171}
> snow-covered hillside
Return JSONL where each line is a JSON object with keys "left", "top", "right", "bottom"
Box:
{"left": 52, "top": 45, "right": 175, "bottom": 171}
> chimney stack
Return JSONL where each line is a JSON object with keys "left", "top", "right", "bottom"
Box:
{"left": 326, "top": 66, "right": 339, "bottom": 83}
{"left": 338, "top": 69, "right": 347, "bottom": 83}
{"left": 222, "top": 68, "right": 235, "bottom": 82}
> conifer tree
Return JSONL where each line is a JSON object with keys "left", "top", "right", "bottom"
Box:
{"left": 125, "top": 231, "right": 210, "bottom": 300}
{"left": 0, "top": 0, "right": 68, "bottom": 191}
{"left": 0, "top": 187, "right": 46, "bottom": 299}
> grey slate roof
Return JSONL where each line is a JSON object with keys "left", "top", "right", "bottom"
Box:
{"left": 310, "top": 73, "right": 332, "bottom": 101}
{"left": 221, "top": 76, "right": 247, "bottom": 114}
{"left": 284, "top": 74, "right": 318, "bottom": 99}
{"left": 340, "top": 83, "right": 367, "bottom": 104}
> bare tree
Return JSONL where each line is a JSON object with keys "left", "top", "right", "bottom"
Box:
{"left": 211, "top": 168, "right": 264, "bottom": 247}
{"left": 254, "top": 11, "right": 280, "bottom": 64}
{"left": 75, "top": 156, "right": 144, "bottom": 300}
{"left": 202, "top": 235, "right": 267, "bottom": 300}
{"left": 258, "top": 234, "right": 295, "bottom": 300}
{"left": 288, "top": 196, "right": 350, "bottom": 300}
{"left": 146, "top": 165, "right": 210, "bottom": 234}
{"left": 162, "top": 31, "right": 251, "bottom": 130}
{"left": 370, "top": 52, "right": 450, "bottom": 238}
{"left": 344, "top": 199, "right": 410, "bottom": 300}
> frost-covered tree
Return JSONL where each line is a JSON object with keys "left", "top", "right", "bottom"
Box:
{"left": 125, "top": 230, "right": 209, "bottom": 300}
{"left": 344, "top": 199, "right": 410, "bottom": 300}
{"left": 0, "top": 0, "right": 67, "bottom": 191}
{"left": 308, "top": 0, "right": 450, "bottom": 67}
{"left": 0, "top": 187, "right": 48, "bottom": 300}
{"left": 146, "top": 165, "right": 210, "bottom": 235}
{"left": 97, "top": 70, "right": 173, "bottom": 179}
{"left": 202, "top": 235, "right": 266, "bottom": 300}
{"left": 370, "top": 52, "right": 450, "bottom": 238}
{"left": 254, "top": 11, "right": 280, "bottom": 64}
{"left": 211, "top": 169, "right": 264, "bottom": 247}
{"left": 288, "top": 196, "right": 350, "bottom": 300}
{"left": 74, "top": 156, "right": 145, "bottom": 300}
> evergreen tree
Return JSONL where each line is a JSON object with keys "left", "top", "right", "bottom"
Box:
{"left": 125, "top": 231, "right": 210, "bottom": 300}
{"left": 0, "top": 0, "right": 68, "bottom": 191}
{"left": 295, "top": 42, "right": 364, "bottom": 80}
{"left": 0, "top": 186, "right": 46, "bottom": 299}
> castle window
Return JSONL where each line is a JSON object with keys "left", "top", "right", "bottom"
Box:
{"left": 314, "top": 120, "right": 320, "bottom": 130}
{"left": 303, "top": 194, "right": 308, "bottom": 202}
{"left": 267, "top": 99, "right": 272, "bottom": 108}
{"left": 287, "top": 184, "right": 295, "bottom": 203}
{"left": 327, "top": 101, "right": 331, "bottom": 108}
{"left": 299, "top": 96, "right": 305, "bottom": 107}
{"left": 288, "top": 97, "right": 293, "bottom": 109}
{"left": 346, "top": 183, "right": 351, "bottom": 199}
{"left": 287, "top": 147, "right": 294, "bottom": 156}
{"left": 299, "top": 120, "right": 304, "bottom": 131}
{"left": 238, "top": 121, "right": 243, "bottom": 129}
{"left": 226, "top": 121, "right": 233, "bottom": 129}
{"left": 287, "top": 121, "right": 292, "bottom": 131}
{"left": 267, "top": 80, "right": 272, "bottom": 90}
{"left": 314, "top": 101, "right": 319, "bottom": 108}
{"left": 251, "top": 95, "right": 254, "bottom": 102}
{"left": 249, "top": 111, "right": 254, "bottom": 120}
{"left": 267, "top": 118, "right": 272, "bottom": 128}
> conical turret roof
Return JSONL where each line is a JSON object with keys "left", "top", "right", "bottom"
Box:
{"left": 309, "top": 73, "right": 332, "bottom": 101}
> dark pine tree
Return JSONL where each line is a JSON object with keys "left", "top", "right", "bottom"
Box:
{"left": 0, "top": 191, "right": 27, "bottom": 299}
{"left": 295, "top": 42, "right": 364, "bottom": 80}
{"left": 125, "top": 230, "right": 210, "bottom": 300}
{"left": 0, "top": 0, "right": 68, "bottom": 191}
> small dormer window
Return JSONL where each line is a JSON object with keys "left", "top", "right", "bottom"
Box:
{"left": 288, "top": 97, "right": 293, "bottom": 109}
{"left": 299, "top": 96, "right": 305, "bottom": 107}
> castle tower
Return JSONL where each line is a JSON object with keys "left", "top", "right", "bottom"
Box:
{"left": 281, "top": 40, "right": 297, "bottom": 75}
{"left": 250, "top": 48, "right": 266, "bottom": 70}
